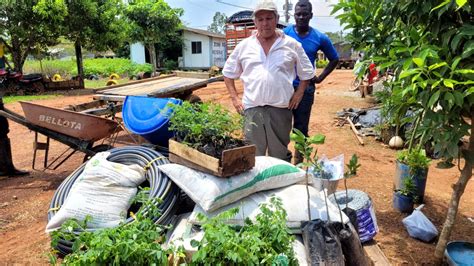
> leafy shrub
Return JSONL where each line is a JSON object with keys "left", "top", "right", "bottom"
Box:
{"left": 23, "top": 58, "right": 152, "bottom": 78}
{"left": 191, "top": 196, "right": 297, "bottom": 265}
{"left": 49, "top": 195, "right": 177, "bottom": 265}
{"left": 316, "top": 59, "right": 328, "bottom": 68}
{"left": 163, "top": 59, "right": 178, "bottom": 71}
{"left": 397, "top": 177, "right": 418, "bottom": 199}
{"left": 83, "top": 58, "right": 152, "bottom": 77}
{"left": 397, "top": 148, "right": 431, "bottom": 170}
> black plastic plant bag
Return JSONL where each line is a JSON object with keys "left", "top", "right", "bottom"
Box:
{"left": 331, "top": 221, "right": 368, "bottom": 266}
{"left": 301, "top": 219, "right": 344, "bottom": 266}
{"left": 342, "top": 207, "right": 359, "bottom": 233}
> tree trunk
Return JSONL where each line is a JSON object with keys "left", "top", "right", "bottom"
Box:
{"left": 147, "top": 43, "right": 157, "bottom": 77}
{"left": 7, "top": 36, "right": 33, "bottom": 73}
{"left": 10, "top": 37, "right": 23, "bottom": 72}
{"left": 74, "top": 40, "right": 84, "bottom": 88}
{"left": 434, "top": 108, "right": 474, "bottom": 262}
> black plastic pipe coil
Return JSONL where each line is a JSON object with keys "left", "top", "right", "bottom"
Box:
{"left": 47, "top": 145, "right": 180, "bottom": 256}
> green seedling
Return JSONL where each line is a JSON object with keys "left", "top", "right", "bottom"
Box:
{"left": 290, "top": 129, "right": 360, "bottom": 220}
{"left": 191, "top": 196, "right": 297, "bottom": 265}
{"left": 167, "top": 101, "right": 245, "bottom": 158}
{"left": 49, "top": 193, "right": 178, "bottom": 265}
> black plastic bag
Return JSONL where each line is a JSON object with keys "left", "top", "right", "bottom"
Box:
{"left": 331, "top": 222, "right": 368, "bottom": 266}
{"left": 301, "top": 219, "right": 344, "bottom": 266}
{"left": 342, "top": 207, "right": 358, "bottom": 233}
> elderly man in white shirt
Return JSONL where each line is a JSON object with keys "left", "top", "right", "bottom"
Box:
{"left": 223, "top": 0, "right": 314, "bottom": 162}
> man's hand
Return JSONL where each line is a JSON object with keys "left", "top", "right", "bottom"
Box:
{"left": 311, "top": 75, "right": 322, "bottom": 84}
{"left": 224, "top": 77, "right": 244, "bottom": 114}
{"left": 289, "top": 79, "right": 310, "bottom": 109}
{"left": 231, "top": 96, "right": 244, "bottom": 114}
{"left": 288, "top": 89, "right": 304, "bottom": 109}
{"left": 313, "top": 59, "right": 339, "bottom": 85}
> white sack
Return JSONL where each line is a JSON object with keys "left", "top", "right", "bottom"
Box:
{"left": 46, "top": 152, "right": 146, "bottom": 232}
{"left": 293, "top": 235, "right": 309, "bottom": 266}
{"left": 165, "top": 213, "right": 203, "bottom": 260}
{"left": 188, "top": 184, "right": 349, "bottom": 233}
{"left": 158, "top": 156, "right": 305, "bottom": 212}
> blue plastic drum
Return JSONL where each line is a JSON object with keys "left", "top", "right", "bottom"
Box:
{"left": 123, "top": 96, "right": 181, "bottom": 147}
{"left": 445, "top": 241, "right": 474, "bottom": 266}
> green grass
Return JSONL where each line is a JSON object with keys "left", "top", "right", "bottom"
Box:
{"left": 3, "top": 94, "right": 60, "bottom": 104}
{"left": 84, "top": 78, "right": 130, "bottom": 89}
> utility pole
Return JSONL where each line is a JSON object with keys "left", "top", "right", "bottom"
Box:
{"left": 284, "top": 0, "right": 290, "bottom": 23}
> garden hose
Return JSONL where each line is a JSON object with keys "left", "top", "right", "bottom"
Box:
{"left": 48, "top": 145, "right": 180, "bottom": 256}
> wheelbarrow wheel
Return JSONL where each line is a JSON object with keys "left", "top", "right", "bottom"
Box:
{"left": 350, "top": 77, "right": 362, "bottom": 91}
{"left": 83, "top": 144, "right": 114, "bottom": 162}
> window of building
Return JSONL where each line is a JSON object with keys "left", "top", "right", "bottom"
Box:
{"left": 192, "top": 41, "right": 202, "bottom": 54}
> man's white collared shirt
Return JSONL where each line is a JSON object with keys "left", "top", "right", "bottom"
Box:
{"left": 223, "top": 33, "right": 314, "bottom": 110}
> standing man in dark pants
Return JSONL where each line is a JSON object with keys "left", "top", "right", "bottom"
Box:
{"left": 224, "top": 0, "right": 314, "bottom": 162}
{"left": 284, "top": 0, "right": 339, "bottom": 164}
{"left": 0, "top": 38, "right": 28, "bottom": 177}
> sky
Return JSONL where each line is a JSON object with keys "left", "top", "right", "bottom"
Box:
{"left": 166, "top": 0, "right": 345, "bottom": 33}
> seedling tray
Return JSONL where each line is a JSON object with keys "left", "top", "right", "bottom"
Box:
{"left": 168, "top": 139, "right": 256, "bottom": 177}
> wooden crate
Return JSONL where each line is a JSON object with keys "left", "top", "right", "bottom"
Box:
{"left": 45, "top": 80, "right": 83, "bottom": 90}
{"left": 168, "top": 139, "right": 256, "bottom": 177}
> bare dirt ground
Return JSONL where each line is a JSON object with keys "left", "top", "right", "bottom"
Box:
{"left": 0, "top": 70, "right": 472, "bottom": 264}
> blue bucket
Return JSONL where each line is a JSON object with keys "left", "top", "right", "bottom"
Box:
{"left": 394, "top": 160, "right": 428, "bottom": 203}
{"left": 392, "top": 192, "right": 414, "bottom": 213}
{"left": 445, "top": 241, "right": 474, "bottom": 266}
{"left": 123, "top": 96, "right": 181, "bottom": 147}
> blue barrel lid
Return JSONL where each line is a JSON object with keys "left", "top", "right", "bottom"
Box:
{"left": 123, "top": 96, "right": 181, "bottom": 134}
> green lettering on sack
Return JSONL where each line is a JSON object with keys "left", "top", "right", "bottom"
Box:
{"left": 214, "top": 165, "right": 301, "bottom": 202}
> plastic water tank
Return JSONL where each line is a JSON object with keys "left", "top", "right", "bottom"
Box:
{"left": 123, "top": 96, "right": 181, "bottom": 147}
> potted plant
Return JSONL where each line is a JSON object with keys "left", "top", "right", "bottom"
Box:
{"left": 393, "top": 177, "right": 418, "bottom": 213}
{"left": 392, "top": 111, "right": 431, "bottom": 203}
{"left": 167, "top": 101, "right": 256, "bottom": 177}
{"left": 394, "top": 146, "right": 431, "bottom": 203}
{"left": 395, "top": 148, "right": 430, "bottom": 203}
{"left": 290, "top": 129, "right": 360, "bottom": 220}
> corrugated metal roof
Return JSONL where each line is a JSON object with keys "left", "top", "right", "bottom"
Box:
{"left": 227, "top": 10, "right": 253, "bottom": 23}
{"left": 183, "top": 27, "right": 225, "bottom": 39}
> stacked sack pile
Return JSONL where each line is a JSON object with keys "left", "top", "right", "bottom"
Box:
{"left": 158, "top": 155, "right": 369, "bottom": 264}
{"left": 46, "top": 146, "right": 377, "bottom": 264}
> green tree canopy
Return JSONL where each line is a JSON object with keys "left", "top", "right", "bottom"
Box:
{"left": 333, "top": 0, "right": 472, "bottom": 261}
{"left": 125, "top": 0, "right": 183, "bottom": 74}
{"left": 208, "top": 12, "right": 227, "bottom": 34}
{"left": 58, "top": 0, "right": 127, "bottom": 52}
{"left": 37, "top": 0, "right": 128, "bottom": 84}
{"left": 0, "top": 0, "right": 65, "bottom": 71}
